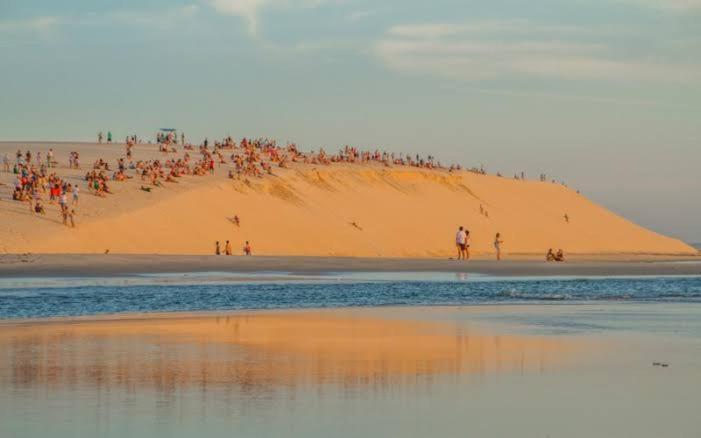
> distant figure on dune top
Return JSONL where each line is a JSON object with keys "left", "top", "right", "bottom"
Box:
{"left": 455, "top": 226, "right": 467, "bottom": 260}
{"left": 494, "top": 233, "right": 504, "bottom": 261}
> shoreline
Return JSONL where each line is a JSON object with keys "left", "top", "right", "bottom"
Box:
{"left": 1, "top": 253, "right": 699, "bottom": 278}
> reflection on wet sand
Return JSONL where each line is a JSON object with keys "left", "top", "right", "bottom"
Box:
{"left": 0, "top": 312, "right": 572, "bottom": 396}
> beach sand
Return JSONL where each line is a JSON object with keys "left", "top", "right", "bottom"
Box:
{"left": 1, "top": 141, "right": 696, "bottom": 258}
{"left": 0, "top": 253, "right": 700, "bottom": 278}
{"left": 1, "top": 307, "right": 698, "bottom": 437}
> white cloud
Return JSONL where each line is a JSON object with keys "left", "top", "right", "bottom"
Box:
{"left": 207, "top": 0, "right": 333, "bottom": 36}
{"left": 375, "top": 20, "right": 701, "bottom": 82}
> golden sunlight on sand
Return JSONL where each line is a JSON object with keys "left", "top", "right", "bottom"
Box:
{"left": 0, "top": 142, "right": 694, "bottom": 257}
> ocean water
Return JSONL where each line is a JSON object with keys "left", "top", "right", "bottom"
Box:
{"left": 1, "top": 272, "right": 700, "bottom": 319}
{"left": 2, "top": 274, "right": 701, "bottom": 437}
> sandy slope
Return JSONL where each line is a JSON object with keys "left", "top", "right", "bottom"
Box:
{"left": 0, "top": 141, "right": 695, "bottom": 257}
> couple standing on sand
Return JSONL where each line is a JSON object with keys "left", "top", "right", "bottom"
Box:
{"left": 455, "top": 227, "right": 504, "bottom": 261}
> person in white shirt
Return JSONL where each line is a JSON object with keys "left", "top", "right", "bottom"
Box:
{"left": 455, "top": 226, "right": 467, "bottom": 260}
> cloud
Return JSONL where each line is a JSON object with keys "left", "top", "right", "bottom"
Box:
{"left": 206, "top": 0, "right": 334, "bottom": 36}
{"left": 375, "top": 20, "right": 701, "bottom": 82}
{"left": 0, "top": 5, "right": 199, "bottom": 36}
{"left": 0, "top": 16, "right": 61, "bottom": 33}
{"left": 620, "top": 0, "right": 701, "bottom": 11}
{"left": 346, "top": 10, "right": 375, "bottom": 22}
{"left": 106, "top": 4, "right": 200, "bottom": 28}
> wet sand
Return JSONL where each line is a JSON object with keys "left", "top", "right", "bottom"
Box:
{"left": 1, "top": 306, "right": 699, "bottom": 438}
{"left": 0, "top": 253, "right": 699, "bottom": 278}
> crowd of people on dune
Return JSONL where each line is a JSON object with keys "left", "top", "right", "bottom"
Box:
{"left": 4, "top": 133, "right": 569, "bottom": 256}
{"left": 6, "top": 149, "right": 78, "bottom": 227}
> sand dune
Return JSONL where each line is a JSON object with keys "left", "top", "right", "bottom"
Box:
{"left": 0, "top": 141, "right": 694, "bottom": 257}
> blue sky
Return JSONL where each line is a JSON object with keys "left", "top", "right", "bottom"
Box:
{"left": 1, "top": 0, "right": 700, "bottom": 242}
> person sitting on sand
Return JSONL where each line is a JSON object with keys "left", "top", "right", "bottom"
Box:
{"left": 34, "top": 200, "right": 46, "bottom": 215}
{"left": 225, "top": 240, "right": 232, "bottom": 256}
{"left": 555, "top": 249, "right": 565, "bottom": 262}
{"left": 546, "top": 248, "right": 556, "bottom": 262}
{"left": 243, "top": 241, "right": 252, "bottom": 256}
{"left": 455, "top": 226, "right": 467, "bottom": 260}
{"left": 494, "top": 233, "right": 504, "bottom": 261}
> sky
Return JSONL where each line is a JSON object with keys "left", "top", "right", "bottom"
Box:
{"left": 1, "top": 0, "right": 700, "bottom": 243}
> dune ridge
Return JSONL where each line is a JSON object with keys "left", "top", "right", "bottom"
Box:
{"left": 0, "top": 141, "right": 695, "bottom": 257}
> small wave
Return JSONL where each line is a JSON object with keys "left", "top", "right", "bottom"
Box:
{"left": 494, "top": 289, "right": 573, "bottom": 301}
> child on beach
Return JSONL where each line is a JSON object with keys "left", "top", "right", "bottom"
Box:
{"left": 464, "top": 230, "right": 471, "bottom": 260}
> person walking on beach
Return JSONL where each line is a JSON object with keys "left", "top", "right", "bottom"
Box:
{"left": 98, "top": 132, "right": 103, "bottom": 144}
{"left": 215, "top": 241, "right": 221, "bottom": 255}
{"left": 494, "top": 233, "right": 504, "bottom": 261}
{"left": 72, "top": 185, "right": 79, "bottom": 206}
{"left": 243, "top": 241, "right": 252, "bottom": 256}
{"left": 455, "top": 226, "right": 467, "bottom": 260}
{"left": 225, "top": 240, "right": 232, "bottom": 256}
{"left": 2, "top": 153, "right": 9, "bottom": 172}
{"left": 107, "top": 131, "right": 112, "bottom": 143}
